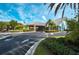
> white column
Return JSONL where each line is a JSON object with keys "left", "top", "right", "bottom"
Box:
{"left": 34, "top": 24, "right": 36, "bottom": 32}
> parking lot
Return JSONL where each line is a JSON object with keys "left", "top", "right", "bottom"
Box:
{"left": 0, "top": 32, "right": 46, "bottom": 55}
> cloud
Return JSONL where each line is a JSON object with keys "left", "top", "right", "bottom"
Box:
{"left": 42, "top": 16, "right": 47, "bottom": 21}
{"left": 17, "top": 7, "right": 24, "bottom": 20}
{"left": 0, "top": 7, "right": 19, "bottom": 22}
{"left": 0, "top": 10, "right": 10, "bottom": 21}
{"left": 0, "top": 3, "right": 70, "bottom": 24}
{"left": 16, "top": 5, "right": 29, "bottom": 22}
{"left": 0, "top": 4, "right": 49, "bottom": 24}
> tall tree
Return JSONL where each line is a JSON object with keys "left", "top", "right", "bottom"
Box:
{"left": 9, "top": 20, "right": 17, "bottom": 30}
{"left": 0, "top": 22, "right": 9, "bottom": 31}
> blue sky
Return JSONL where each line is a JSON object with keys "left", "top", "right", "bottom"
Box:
{"left": 0, "top": 3, "right": 76, "bottom": 24}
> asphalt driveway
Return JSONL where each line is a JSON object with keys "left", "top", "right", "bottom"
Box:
{"left": 0, "top": 32, "right": 46, "bottom": 55}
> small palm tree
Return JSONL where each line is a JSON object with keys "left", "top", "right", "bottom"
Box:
{"left": 48, "top": 3, "right": 79, "bottom": 21}
{"left": 46, "top": 19, "right": 57, "bottom": 31}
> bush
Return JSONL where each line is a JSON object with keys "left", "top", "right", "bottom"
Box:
{"left": 15, "top": 25, "right": 23, "bottom": 30}
{"left": 65, "top": 20, "right": 79, "bottom": 46}
{"left": 23, "top": 30, "right": 30, "bottom": 32}
{"left": 43, "top": 38, "right": 76, "bottom": 54}
{"left": 45, "top": 30, "right": 59, "bottom": 33}
{"left": 9, "top": 30, "right": 23, "bottom": 32}
{"left": 65, "top": 31, "right": 79, "bottom": 42}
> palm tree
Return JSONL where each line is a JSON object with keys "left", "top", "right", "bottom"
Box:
{"left": 46, "top": 19, "right": 57, "bottom": 31}
{"left": 46, "top": 19, "right": 52, "bottom": 30}
{"left": 48, "top": 3, "right": 79, "bottom": 21}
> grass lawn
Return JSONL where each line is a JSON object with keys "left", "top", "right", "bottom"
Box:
{"left": 34, "top": 37, "right": 79, "bottom": 55}
{"left": 48, "top": 36, "right": 65, "bottom": 38}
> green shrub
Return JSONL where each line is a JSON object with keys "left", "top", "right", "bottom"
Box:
{"left": 45, "top": 30, "right": 59, "bottom": 33}
{"left": 35, "top": 37, "right": 79, "bottom": 55}
{"left": 42, "top": 38, "right": 76, "bottom": 54}
{"left": 9, "top": 30, "right": 23, "bottom": 32}
{"left": 15, "top": 25, "right": 23, "bottom": 30}
{"left": 65, "top": 31, "right": 79, "bottom": 42}
{"left": 65, "top": 20, "right": 79, "bottom": 46}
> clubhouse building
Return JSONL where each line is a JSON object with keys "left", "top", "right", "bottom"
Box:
{"left": 27, "top": 18, "right": 67, "bottom": 31}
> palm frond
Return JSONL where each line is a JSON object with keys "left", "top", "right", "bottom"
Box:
{"left": 48, "top": 3, "right": 55, "bottom": 11}
{"left": 60, "top": 3, "right": 66, "bottom": 9}
{"left": 73, "top": 3, "right": 77, "bottom": 13}
{"left": 70, "top": 3, "right": 73, "bottom": 9}
{"left": 44, "top": 3, "right": 46, "bottom": 5}
{"left": 48, "top": 3, "right": 78, "bottom": 18}
{"left": 78, "top": 3, "right": 79, "bottom": 12}
{"left": 62, "top": 4, "right": 67, "bottom": 18}
{"left": 55, "top": 3, "right": 61, "bottom": 16}
{"left": 77, "top": 3, "right": 79, "bottom": 21}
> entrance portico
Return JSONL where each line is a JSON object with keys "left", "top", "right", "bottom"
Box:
{"left": 27, "top": 22, "right": 45, "bottom": 31}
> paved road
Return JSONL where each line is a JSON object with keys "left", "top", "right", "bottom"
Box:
{"left": 0, "top": 32, "right": 47, "bottom": 55}
{"left": 0, "top": 31, "right": 67, "bottom": 55}
{"left": 48, "top": 31, "right": 67, "bottom": 36}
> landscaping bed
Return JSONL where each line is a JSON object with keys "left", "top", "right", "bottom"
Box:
{"left": 34, "top": 37, "right": 79, "bottom": 55}
{"left": 45, "top": 30, "right": 59, "bottom": 33}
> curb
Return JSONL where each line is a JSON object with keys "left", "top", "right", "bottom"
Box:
{"left": 25, "top": 38, "right": 45, "bottom": 55}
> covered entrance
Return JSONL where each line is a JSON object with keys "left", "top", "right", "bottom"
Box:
{"left": 28, "top": 22, "right": 45, "bottom": 31}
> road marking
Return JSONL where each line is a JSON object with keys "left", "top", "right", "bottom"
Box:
{"left": 21, "top": 39, "right": 29, "bottom": 43}
{"left": 29, "top": 41, "right": 35, "bottom": 44}
{"left": 0, "top": 35, "right": 11, "bottom": 40}
{"left": 4, "top": 38, "right": 13, "bottom": 41}
{"left": 50, "top": 33, "right": 54, "bottom": 35}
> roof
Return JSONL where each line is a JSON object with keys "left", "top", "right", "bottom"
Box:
{"left": 53, "top": 17, "right": 67, "bottom": 25}
{"left": 27, "top": 22, "right": 46, "bottom": 26}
